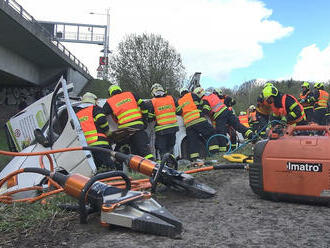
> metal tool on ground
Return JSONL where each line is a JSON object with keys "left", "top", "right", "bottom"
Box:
{"left": 1, "top": 167, "right": 182, "bottom": 237}
{"left": 223, "top": 154, "right": 253, "bottom": 164}
{"left": 250, "top": 124, "right": 330, "bottom": 205}
{"left": 109, "top": 152, "right": 217, "bottom": 198}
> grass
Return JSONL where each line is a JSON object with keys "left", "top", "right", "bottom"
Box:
{"left": 0, "top": 128, "right": 12, "bottom": 172}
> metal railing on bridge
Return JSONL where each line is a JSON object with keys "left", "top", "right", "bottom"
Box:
{"left": 3, "top": 0, "right": 90, "bottom": 74}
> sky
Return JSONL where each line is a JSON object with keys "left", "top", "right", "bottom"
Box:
{"left": 21, "top": 0, "right": 330, "bottom": 89}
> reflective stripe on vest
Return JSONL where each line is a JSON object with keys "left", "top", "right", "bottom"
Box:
{"left": 178, "top": 93, "right": 201, "bottom": 125}
{"left": 151, "top": 95, "right": 178, "bottom": 131}
{"left": 316, "top": 90, "right": 329, "bottom": 108}
{"left": 272, "top": 94, "right": 306, "bottom": 124}
{"left": 106, "top": 92, "right": 142, "bottom": 127}
{"left": 76, "top": 106, "right": 108, "bottom": 145}
{"left": 202, "top": 93, "right": 227, "bottom": 119}
{"left": 239, "top": 115, "right": 249, "bottom": 127}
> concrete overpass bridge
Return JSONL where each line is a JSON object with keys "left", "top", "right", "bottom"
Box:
{"left": 0, "top": 0, "right": 93, "bottom": 97}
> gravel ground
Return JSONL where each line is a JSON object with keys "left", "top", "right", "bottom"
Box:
{"left": 3, "top": 169, "right": 330, "bottom": 248}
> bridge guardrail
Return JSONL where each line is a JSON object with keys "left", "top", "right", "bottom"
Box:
{"left": 4, "top": 0, "right": 90, "bottom": 74}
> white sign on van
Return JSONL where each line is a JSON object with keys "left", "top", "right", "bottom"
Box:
{"left": 6, "top": 105, "right": 46, "bottom": 151}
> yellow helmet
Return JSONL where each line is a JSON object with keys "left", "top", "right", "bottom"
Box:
{"left": 81, "top": 92, "right": 97, "bottom": 105}
{"left": 264, "top": 82, "right": 273, "bottom": 88}
{"left": 262, "top": 85, "right": 278, "bottom": 99}
{"left": 240, "top": 111, "right": 247, "bottom": 115}
{"left": 193, "top": 87, "right": 205, "bottom": 98}
{"left": 314, "top": 82, "right": 324, "bottom": 89}
{"left": 108, "top": 85, "right": 122, "bottom": 96}
{"left": 302, "top": 82, "right": 310, "bottom": 89}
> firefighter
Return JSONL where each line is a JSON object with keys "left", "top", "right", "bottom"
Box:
{"left": 213, "top": 88, "right": 238, "bottom": 150}
{"left": 256, "top": 94, "right": 271, "bottom": 138}
{"left": 298, "top": 82, "right": 313, "bottom": 122}
{"left": 103, "top": 85, "right": 154, "bottom": 160}
{"left": 194, "top": 87, "right": 253, "bottom": 153}
{"left": 308, "top": 82, "right": 329, "bottom": 125}
{"left": 177, "top": 87, "right": 219, "bottom": 161}
{"left": 238, "top": 111, "right": 249, "bottom": 128}
{"left": 147, "top": 83, "right": 179, "bottom": 159}
{"left": 247, "top": 105, "right": 259, "bottom": 133}
{"left": 213, "top": 88, "right": 236, "bottom": 111}
{"left": 74, "top": 92, "right": 116, "bottom": 170}
{"left": 262, "top": 85, "right": 307, "bottom": 126}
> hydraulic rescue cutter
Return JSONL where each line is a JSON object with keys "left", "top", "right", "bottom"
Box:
{"left": 21, "top": 168, "right": 182, "bottom": 238}
{"left": 109, "top": 151, "right": 217, "bottom": 199}
{"left": 249, "top": 124, "right": 330, "bottom": 205}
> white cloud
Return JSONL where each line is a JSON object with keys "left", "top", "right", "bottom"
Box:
{"left": 21, "top": 0, "right": 293, "bottom": 86}
{"left": 292, "top": 44, "right": 330, "bottom": 82}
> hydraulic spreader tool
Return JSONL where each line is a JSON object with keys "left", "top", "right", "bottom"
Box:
{"left": 11, "top": 167, "right": 182, "bottom": 237}
{"left": 249, "top": 124, "right": 330, "bottom": 205}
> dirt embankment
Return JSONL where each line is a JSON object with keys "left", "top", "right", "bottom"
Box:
{"left": 2, "top": 169, "right": 330, "bottom": 248}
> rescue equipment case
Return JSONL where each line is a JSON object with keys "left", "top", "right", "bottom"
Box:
{"left": 249, "top": 125, "right": 330, "bottom": 205}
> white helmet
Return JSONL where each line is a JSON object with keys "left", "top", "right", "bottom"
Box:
{"left": 193, "top": 87, "right": 205, "bottom": 98}
{"left": 151, "top": 83, "right": 165, "bottom": 97}
{"left": 214, "top": 88, "right": 223, "bottom": 95}
{"left": 81, "top": 92, "right": 97, "bottom": 105}
{"left": 180, "top": 87, "right": 189, "bottom": 95}
{"left": 249, "top": 105, "right": 256, "bottom": 111}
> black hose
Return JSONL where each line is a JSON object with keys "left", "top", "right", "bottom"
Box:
{"left": 151, "top": 153, "right": 173, "bottom": 193}
{"left": 213, "top": 164, "right": 246, "bottom": 170}
{"left": 79, "top": 171, "right": 131, "bottom": 224}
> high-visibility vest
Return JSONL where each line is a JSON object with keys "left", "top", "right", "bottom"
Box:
{"left": 76, "top": 106, "right": 108, "bottom": 146}
{"left": 239, "top": 114, "right": 249, "bottom": 127}
{"left": 316, "top": 90, "right": 329, "bottom": 108}
{"left": 178, "top": 93, "right": 201, "bottom": 125}
{"left": 248, "top": 111, "right": 257, "bottom": 123}
{"left": 151, "top": 95, "right": 178, "bottom": 132}
{"left": 271, "top": 94, "right": 306, "bottom": 124}
{"left": 106, "top": 92, "right": 143, "bottom": 128}
{"left": 202, "top": 93, "right": 227, "bottom": 120}
{"left": 299, "top": 91, "right": 313, "bottom": 109}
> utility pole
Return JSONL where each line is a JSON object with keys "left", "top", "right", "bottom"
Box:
{"left": 103, "top": 8, "right": 110, "bottom": 81}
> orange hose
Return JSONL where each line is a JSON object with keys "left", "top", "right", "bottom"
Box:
{"left": 0, "top": 146, "right": 83, "bottom": 157}
{"left": 185, "top": 166, "right": 214, "bottom": 174}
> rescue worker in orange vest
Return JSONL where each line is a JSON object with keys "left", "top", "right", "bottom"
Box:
{"left": 262, "top": 85, "right": 307, "bottom": 126}
{"left": 213, "top": 88, "right": 238, "bottom": 150}
{"left": 298, "top": 82, "right": 313, "bottom": 122}
{"left": 102, "top": 85, "right": 154, "bottom": 161}
{"left": 213, "top": 88, "right": 236, "bottom": 111}
{"left": 247, "top": 105, "right": 259, "bottom": 134}
{"left": 256, "top": 93, "right": 272, "bottom": 138}
{"left": 238, "top": 111, "right": 249, "bottom": 128}
{"left": 74, "top": 92, "right": 116, "bottom": 170}
{"left": 177, "top": 87, "right": 219, "bottom": 162}
{"left": 194, "top": 87, "right": 253, "bottom": 153}
{"left": 146, "top": 83, "right": 179, "bottom": 159}
{"left": 308, "top": 82, "right": 329, "bottom": 125}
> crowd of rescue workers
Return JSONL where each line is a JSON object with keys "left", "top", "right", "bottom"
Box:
{"left": 74, "top": 81, "right": 329, "bottom": 170}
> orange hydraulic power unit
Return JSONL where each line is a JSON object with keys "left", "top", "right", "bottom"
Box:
{"left": 249, "top": 125, "right": 330, "bottom": 204}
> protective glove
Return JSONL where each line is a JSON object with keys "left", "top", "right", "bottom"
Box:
{"left": 280, "top": 116, "right": 287, "bottom": 126}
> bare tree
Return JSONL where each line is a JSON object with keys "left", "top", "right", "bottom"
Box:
{"left": 110, "top": 33, "right": 185, "bottom": 98}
